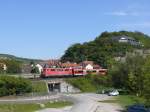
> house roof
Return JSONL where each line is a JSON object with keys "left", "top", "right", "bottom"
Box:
{"left": 80, "top": 61, "right": 94, "bottom": 66}
{"left": 61, "top": 62, "right": 79, "bottom": 68}
{"left": 112, "top": 35, "right": 136, "bottom": 41}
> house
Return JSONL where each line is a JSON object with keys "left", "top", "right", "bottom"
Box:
{"left": 112, "top": 35, "right": 141, "bottom": 46}
{"left": 35, "top": 64, "right": 43, "bottom": 74}
{"left": 61, "top": 61, "right": 80, "bottom": 68}
{"left": 42, "top": 59, "right": 62, "bottom": 68}
{"left": 0, "top": 63, "right": 7, "bottom": 71}
{"left": 80, "top": 61, "right": 101, "bottom": 70}
{"left": 85, "top": 64, "right": 93, "bottom": 70}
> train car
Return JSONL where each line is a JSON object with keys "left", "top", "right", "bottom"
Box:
{"left": 41, "top": 66, "right": 107, "bottom": 78}
{"left": 73, "top": 69, "right": 86, "bottom": 76}
{"left": 98, "top": 69, "right": 107, "bottom": 75}
{"left": 41, "top": 68, "right": 73, "bottom": 77}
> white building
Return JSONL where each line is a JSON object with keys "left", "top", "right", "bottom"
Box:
{"left": 36, "top": 64, "right": 43, "bottom": 74}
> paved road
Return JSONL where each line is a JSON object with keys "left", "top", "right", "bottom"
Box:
{"left": 67, "top": 93, "right": 105, "bottom": 112}
{"left": 0, "top": 93, "right": 123, "bottom": 112}
{"left": 37, "top": 93, "right": 123, "bottom": 112}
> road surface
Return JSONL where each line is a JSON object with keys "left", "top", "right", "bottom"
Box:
{"left": 37, "top": 93, "right": 123, "bottom": 112}
{"left": 0, "top": 93, "right": 123, "bottom": 112}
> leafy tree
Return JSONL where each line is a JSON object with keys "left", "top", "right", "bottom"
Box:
{"left": 61, "top": 31, "right": 150, "bottom": 68}
{"left": 126, "top": 55, "right": 145, "bottom": 96}
{"left": 142, "top": 56, "right": 150, "bottom": 106}
{"left": 30, "top": 62, "right": 39, "bottom": 78}
{"left": 0, "top": 59, "right": 22, "bottom": 74}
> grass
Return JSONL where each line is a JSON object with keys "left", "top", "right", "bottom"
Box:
{"left": 0, "top": 101, "right": 73, "bottom": 112}
{"left": 32, "top": 81, "right": 48, "bottom": 93}
{"left": 66, "top": 74, "right": 111, "bottom": 92}
{"left": 66, "top": 77, "right": 97, "bottom": 92}
{"left": 99, "top": 95, "right": 145, "bottom": 108}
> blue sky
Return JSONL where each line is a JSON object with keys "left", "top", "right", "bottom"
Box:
{"left": 0, "top": 0, "right": 150, "bottom": 59}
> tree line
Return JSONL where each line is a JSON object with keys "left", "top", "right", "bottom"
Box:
{"left": 109, "top": 54, "right": 150, "bottom": 106}
{"left": 61, "top": 31, "right": 150, "bottom": 68}
{"left": 0, "top": 59, "right": 22, "bottom": 74}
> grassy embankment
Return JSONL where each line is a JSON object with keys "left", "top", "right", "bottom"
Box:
{"left": 99, "top": 95, "right": 145, "bottom": 108}
{"left": 66, "top": 74, "right": 111, "bottom": 92}
{"left": 32, "top": 80, "right": 48, "bottom": 93}
{"left": 0, "top": 101, "right": 73, "bottom": 112}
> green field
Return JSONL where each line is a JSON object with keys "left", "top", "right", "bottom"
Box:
{"left": 99, "top": 95, "right": 145, "bottom": 108}
{"left": 0, "top": 101, "right": 73, "bottom": 112}
{"left": 66, "top": 75, "right": 111, "bottom": 92}
{"left": 32, "top": 81, "right": 48, "bottom": 93}
{"left": 66, "top": 77, "right": 97, "bottom": 92}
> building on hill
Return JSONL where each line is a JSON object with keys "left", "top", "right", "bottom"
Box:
{"left": 112, "top": 35, "right": 142, "bottom": 46}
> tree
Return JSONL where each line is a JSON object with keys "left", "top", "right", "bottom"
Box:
{"left": 30, "top": 62, "right": 39, "bottom": 78}
{"left": 61, "top": 31, "right": 150, "bottom": 68}
{"left": 142, "top": 56, "right": 150, "bottom": 106}
{"left": 0, "top": 59, "right": 22, "bottom": 74}
{"left": 126, "top": 55, "right": 145, "bottom": 96}
{"left": 110, "top": 54, "right": 145, "bottom": 96}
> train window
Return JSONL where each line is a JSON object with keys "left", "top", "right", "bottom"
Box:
{"left": 65, "top": 69, "right": 69, "bottom": 71}
{"left": 51, "top": 69, "right": 55, "bottom": 71}
{"left": 57, "top": 69, "right": 63, "bottom": 71}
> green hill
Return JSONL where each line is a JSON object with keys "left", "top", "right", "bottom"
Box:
{"left": 0, "top": 54, "right": 42, "bottom": 63}
{"left": 61, "top": 31, "right": 150, "bottom": 68}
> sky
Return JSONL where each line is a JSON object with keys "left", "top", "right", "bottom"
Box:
{"left": 0, "top": 0, "right": 150, "bottom": 59}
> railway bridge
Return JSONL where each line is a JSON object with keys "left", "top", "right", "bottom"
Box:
{"left": 44, "top": 79, "right": 80, "bottom": 93}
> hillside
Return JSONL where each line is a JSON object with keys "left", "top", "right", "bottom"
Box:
{"left": 0, "top": 54, "right": 42, "bottom": 63}
{"left": 61, "top": 31, "right": 150, "bottom": 68}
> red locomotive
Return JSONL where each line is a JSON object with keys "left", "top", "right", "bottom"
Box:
{"left": 41, "top": 68, "right": 86, "bottom": 77}
{"left": 41, "top": 62, "right": 107, "bottom": 77}
{"left": 41, "top": 67, "right": 107, "bottom": 78}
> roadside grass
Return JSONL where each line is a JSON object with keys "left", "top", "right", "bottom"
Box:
{"left": 66, "top": 75, "right": 111, "bottom": 92}
{"left": 0, "top": 101, "right": 73, "bottom": 112}
{"left": 66, "top": 77, "right": 97, "bottom": 92}
{"left": 99, "top": 95, "right": 145, "bottom": 108}
{"left": 32, "top": 81, "right": 48, "bottom": 93}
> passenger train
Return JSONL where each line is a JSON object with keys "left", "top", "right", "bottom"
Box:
{"left": 41, "top": 67, "right": 107, "bottom": 78}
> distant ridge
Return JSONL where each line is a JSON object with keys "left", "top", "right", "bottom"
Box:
{"left": 0, "top": 54, "right": 43, "bottom": 63}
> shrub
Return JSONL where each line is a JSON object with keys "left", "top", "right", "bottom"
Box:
{"left": 0, "top": 75, "right": 32, "bottom": 96}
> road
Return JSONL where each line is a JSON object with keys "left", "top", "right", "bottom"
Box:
{"left": 37, "top": 93, "right": 123, "bottom": 112}
{"left": 0, "top": 93, "right": 123, "bottom": 112}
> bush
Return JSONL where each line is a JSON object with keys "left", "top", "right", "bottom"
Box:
{"left": 0, "top": 75, "right": 32, "bottom": 96}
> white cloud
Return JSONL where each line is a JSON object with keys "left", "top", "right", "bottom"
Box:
{"left": 119, "top": 22, "right": 150, "bottom": 28}
{"left": 106, "top": 11, "right": 140, "bottom": 16}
